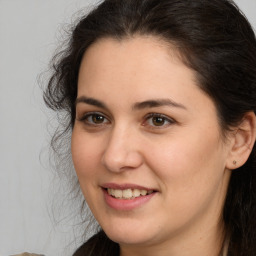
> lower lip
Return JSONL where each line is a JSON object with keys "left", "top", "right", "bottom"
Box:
{"left": 103, "top": 189, "right": 156, "bottom": 211}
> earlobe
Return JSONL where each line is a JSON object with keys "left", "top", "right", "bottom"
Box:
{"left": 226, "top": 112, "right": 256, "bottom": 170}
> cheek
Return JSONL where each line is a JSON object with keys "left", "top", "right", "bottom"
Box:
{"left": 71, "top": 130, "right": 104, "bottom": 211}
{"left": 145, "top": 130, "right": 228, "bottom": 227}
{"left": 146, "top": 128, "right": 225, "bottom": 192}
{"left": 71, "top": 130, "right": 102, "bottom": 182}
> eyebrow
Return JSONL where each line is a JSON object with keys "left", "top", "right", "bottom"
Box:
{"left": 132, "top": 99, "right": 187, "bottom": 110}
{"left": 75, "top": 96, "right": 187, "bottom": 111}
{"left": 75, "top": 96, "right": 108, "bottom": 109}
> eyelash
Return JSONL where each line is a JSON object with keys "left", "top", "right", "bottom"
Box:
{"left": 77, "top": 112, "right": 175, "bottom": 128}
{"left": 78, "top": 112, "right": 110, "bottom": 126}
{"left": 143, "top": 113, "right": 176, "bottom": 128}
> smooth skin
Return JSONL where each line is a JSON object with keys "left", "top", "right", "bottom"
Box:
{"left": 71, "top": 36, "right": 256, "bottom": 256}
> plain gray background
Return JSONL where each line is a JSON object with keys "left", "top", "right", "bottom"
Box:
{"left": 0, "top": 0, "right": 255, "bottom": 255}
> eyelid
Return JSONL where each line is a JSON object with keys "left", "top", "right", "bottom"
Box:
{"left": 143, "top": 113, "right": 176, "bottom": 128}
{"left": 76, "top": 111, "right": 176, "bottom": 129}
{"left": 77, "top": 111, "right": 110, "bottom": 124}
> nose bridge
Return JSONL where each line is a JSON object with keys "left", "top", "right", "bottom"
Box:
{"left": 101, "top": 123, "right": 142, "bottom": 172}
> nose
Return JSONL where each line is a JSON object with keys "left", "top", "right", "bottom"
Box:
{"left": 101, "top": 126, "right": 143, "bottom": 173}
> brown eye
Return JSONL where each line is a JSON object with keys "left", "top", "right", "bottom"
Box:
{"left": 152, "top": 116, "right": 165, "bottom": 126}
{"left": 92, "top": 114, "right": 105, "bottom": 124}
{"left": 79, "top": 112, "right": 109, "bottom": 125}
{"left": 144, "top": 113, "right": 175, "bottom": 128}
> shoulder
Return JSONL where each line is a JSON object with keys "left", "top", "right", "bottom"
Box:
{"left": 11, "top": 253, "right": 44, "bottom": 256}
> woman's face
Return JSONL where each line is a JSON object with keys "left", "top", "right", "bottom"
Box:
{"left": 72, "top": 37, "right": 232, "bottom": 252}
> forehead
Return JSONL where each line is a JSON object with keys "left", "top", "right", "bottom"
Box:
{"left": 78, "top": 36, "right": 219, "bottom": 126}
{"left": 78, "top": 36, "right": 198, "bottom": 96}
{"left": 77, "top": 37, "right": 225, "bottom": 136}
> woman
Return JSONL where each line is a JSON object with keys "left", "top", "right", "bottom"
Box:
{"left": 44, "top": 0, "right": 256, "bottom": 255}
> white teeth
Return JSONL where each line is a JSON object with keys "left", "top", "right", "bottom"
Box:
{"left": 115, "top": 189, "right": 122, "bottom": 198}
{"left": 123, "top": 189, "right": 133, "bottom": 199}
{"left": 107, "top": 188, "right": 154, "bottom": 199}
{"left": 133, "top": 189, "right": 141, "bottom": 198}
{"left": 140, "top": 190, "right": 147, "bottom": 196}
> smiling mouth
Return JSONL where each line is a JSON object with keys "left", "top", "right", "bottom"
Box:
{"left": 106, "top": 188, "right": 154, "bottom": 200}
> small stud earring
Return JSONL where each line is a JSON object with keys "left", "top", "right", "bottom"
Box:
{"left": 233, "top": 160, "right": 237, "bottom": 165}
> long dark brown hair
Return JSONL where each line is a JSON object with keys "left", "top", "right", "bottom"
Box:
{"left": 44, "top": 0, "right": 256, "bottom": 255}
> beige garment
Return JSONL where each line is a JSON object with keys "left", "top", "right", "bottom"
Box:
{"left": 11, "top": 253, "right": 44, "bottom": 256}
{"left": 222, "top": 242, "right": 229, "bottom": 256}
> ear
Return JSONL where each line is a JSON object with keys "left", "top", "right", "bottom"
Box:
{"left": 226, "top": 112, "right": 256, "bottom": 170}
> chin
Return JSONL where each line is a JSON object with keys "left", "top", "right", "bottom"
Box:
{"left": 101, "top": 220, "right": 159, "bottom": 246}
{"left": 107, "top": 231, "right": 153, "bottom": 246}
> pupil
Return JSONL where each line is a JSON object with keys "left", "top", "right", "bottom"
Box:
{"left": 153, "top": 117, "right": 164, "bottom": 126}
{"left": 93, "top": 115, "right": 104, "bottom": 123}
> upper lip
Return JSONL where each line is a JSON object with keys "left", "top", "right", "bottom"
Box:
{"left": 101, "top": 183, "right": 158, "bottom": 191}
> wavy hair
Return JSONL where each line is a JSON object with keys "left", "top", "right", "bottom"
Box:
{"left": 44, "top": 0, "right": 256, "bottom": 255}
